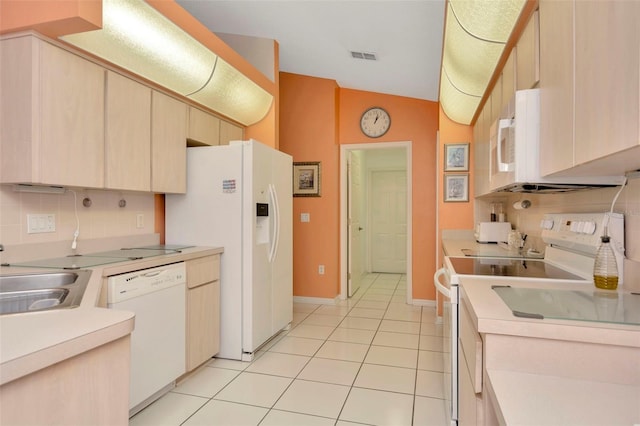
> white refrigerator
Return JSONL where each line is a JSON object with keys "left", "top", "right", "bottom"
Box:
{"left": 165, "top": 139, "right": 293, "bottom": 361}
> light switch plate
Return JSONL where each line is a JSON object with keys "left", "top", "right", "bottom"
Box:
{"left": 27, "top": 214, "right": 56, "bottom": 234}
{"left": 301, "top": 213, "right": 310, "bottom": 223}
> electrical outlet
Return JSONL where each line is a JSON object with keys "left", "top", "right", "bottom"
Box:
{"left": 318, "top": 264, "right": 325, "bottom": 275}
{"left": 27, "top": 214, "right": 56, "bottom": 234}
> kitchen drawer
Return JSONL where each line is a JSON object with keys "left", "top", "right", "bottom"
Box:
{"left": 186, "top": 255, "right": 220, "bottom": 289}
{"left": 460, "top": 299, "right": 483, "bottom": 393}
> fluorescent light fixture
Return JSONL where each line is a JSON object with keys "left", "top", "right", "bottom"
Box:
{"left": 13, "top": 184, "right": 67, "bottom": 194}
{"left": 61, "top": 0, "right": 272, "bottom": 125}
{"left": 439, "top": 0, "right": 525, "bottom": 124}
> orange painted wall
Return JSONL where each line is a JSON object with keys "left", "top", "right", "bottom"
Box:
{"left": 437, "top": 106, "right": 475, "bottom": 265}
{"left": 339, "top": 89, "right": 439, "bottom": 301}
{"left": 279, "top": 73, "right": 340, "bottom": 299}
{"left": 438, "top": 106, "right": 474, "bottom": 229}
{"left": 280, "top": 73, "right": 440, "bottom": 301}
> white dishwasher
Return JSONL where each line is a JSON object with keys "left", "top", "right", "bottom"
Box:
{"left": 107, "top": 262, "right": 186, "bottom": 416}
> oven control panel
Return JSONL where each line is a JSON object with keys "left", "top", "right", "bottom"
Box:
{"left": 540, "top": 212, "right": 624, "bottom": 256}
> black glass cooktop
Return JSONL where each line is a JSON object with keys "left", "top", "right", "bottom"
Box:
{"left": 448, "top": 257, "right": 586, "bottom": 281}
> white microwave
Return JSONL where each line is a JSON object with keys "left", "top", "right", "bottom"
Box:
{"left": 488, "top": 89, "right": 624, "bottom": 193}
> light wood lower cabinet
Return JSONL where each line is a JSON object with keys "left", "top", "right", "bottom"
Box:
{"left": 185, "top": 255, "right": 221, "bottom": 371}
{"left": 459, "top": 297, "right": 484, "bottom": 425}
{"left": 0, "top": 336, "right": 130, "bottom": 425}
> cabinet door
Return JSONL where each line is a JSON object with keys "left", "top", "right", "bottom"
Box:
{"left": 501, "top": 49, "right": 516, "bottom": 108}
{"left": 151, "top": 91, "right": 187, "bottom": 193}
{"left": 219, "top": 120, "right": 244, "bottom": 145}
{"left": 105, "top": 71, "right": 151, "bottom": 191}
{"left": 458, "top": 342, "right": 479, "bottom": 426}
{"left": 187, "top": 281, "right": 220, "bottom": 371}
{"left": 516, "top": 10, "right": 540, "bottom": 90}
{"left": 40, "top": 40, "right": 105, "bottom": 187}
{"left": 474, "top": 102, "right": 491, "bottom": 197}
{"left": 490, "top": 75, "right": 503, "bottom": 122}
{"left": 188, "top": 107, "right": 220, "bottom": 146}
{"left": 538, "top": 0, "right": 574, "bottom": 176}
{"left": 574, "top": 1, "right": 640, "bottom": 165}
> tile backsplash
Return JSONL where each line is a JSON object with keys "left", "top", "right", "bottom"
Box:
{"left": 0, "top": 185, "right": 155, "bottom": 248}
{"left": 475, "top": 177, "right": 640, "bottom": 290}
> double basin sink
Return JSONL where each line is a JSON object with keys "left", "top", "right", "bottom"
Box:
{"left": 0, "top": 270, "right": 92, "bottom": 315}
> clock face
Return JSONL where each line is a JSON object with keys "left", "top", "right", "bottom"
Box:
{"left": 360, "top": 107, "right": 390, "bottom": 138}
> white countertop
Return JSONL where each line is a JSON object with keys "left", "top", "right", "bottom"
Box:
{"left": 0, "top": 246, "right": 223, "bottom": 385}
{"left": 459, "top": 276, "right": 640, "bottom": 425}
{"left": 460, "top": 277, "right": 640, "bottom": 348}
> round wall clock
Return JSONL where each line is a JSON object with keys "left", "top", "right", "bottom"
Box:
{"left": 360, "top": 107, "right": 391, "bottom": 138}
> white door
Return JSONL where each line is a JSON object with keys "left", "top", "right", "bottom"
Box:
{"left": 370, "top": 170, "right": 407, "bottom": 273}
{"left": 347, "top": 151, "right": 364, "bottom": 297}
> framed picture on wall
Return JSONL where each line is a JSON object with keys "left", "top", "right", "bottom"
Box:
{"left": 444, "top": 143, "right": 469, "bottom": 172}
{"left": 444, "top": 174, "right": 469, "bottom": 202}
{"left": 293, "top": 162, "right": 321, "bottom": 197}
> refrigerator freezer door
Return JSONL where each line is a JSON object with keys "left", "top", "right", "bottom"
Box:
{"left": 166, "top": 145, "right": 244, "bottom": 360}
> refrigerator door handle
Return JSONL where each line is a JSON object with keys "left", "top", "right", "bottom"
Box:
{"left": 268, "top": 183, "right": 280, "bottom": 263}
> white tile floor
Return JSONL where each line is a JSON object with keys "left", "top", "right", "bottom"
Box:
{"left": 129, "top": 273, "right": 447, "bottom": 426}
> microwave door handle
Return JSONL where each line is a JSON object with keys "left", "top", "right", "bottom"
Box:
{"left": 497, "top": 118, "right": 513, "bottom": 172}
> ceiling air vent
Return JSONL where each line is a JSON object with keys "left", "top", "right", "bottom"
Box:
{"left": 350, "top": 51, "right": 377, "bottom": 61}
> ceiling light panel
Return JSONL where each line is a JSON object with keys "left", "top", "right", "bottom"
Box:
{"left": 62, "top": 0, "right": 215, "bottom": 95}
{"left": 450, "top": 0, "right": 525, "bottom": 42}
{"left": 442, "top": 9, "right": 505, "bottom": 96}
{"left": 61, "top": 0, "right": 273, "bottom": 125}
{"left": 439, "top": 0, "right": 526, "bottom": 124}
{"left": 187, "top": 57, "right": 273, "bottom": 125}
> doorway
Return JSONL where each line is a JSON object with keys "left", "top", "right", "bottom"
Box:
{"left": 340, "top": 142, "right": 412, "bottom": 303}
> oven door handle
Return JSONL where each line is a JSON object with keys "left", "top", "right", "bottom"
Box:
{"left": 433, "top": 267, "right": 450, "bottom": 298}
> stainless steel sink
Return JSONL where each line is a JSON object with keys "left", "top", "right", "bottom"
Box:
{"left": 0, "top": 270, "right": 92, "bottom": 315}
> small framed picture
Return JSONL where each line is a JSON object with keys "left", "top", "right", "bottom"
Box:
{"left": 293, "top": 162, "right": 321, "bottom": 197}
{"left": 444, "top": 143, "right": 469, "bottom": 172}
{"left": 444, "top": 174, "right": 469, "bottom": 202}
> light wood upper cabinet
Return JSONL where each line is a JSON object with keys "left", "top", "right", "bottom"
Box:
{"left": 219, "top": 120, "right": 244, "bottom": 145}
{"left": 151, "top": 91, "right": 187, "bottom": 193}
{"left": 105, "top": 71, "right": 151, "bottom": 191}
{"left": 573, "top": 1, "right": 639, "bottom": 167}
{"left": 538, "top": 0, "right": 575, "bottom": 176}
{"left": 516, "top": 10, "right": 540, "bottom": 90}
{"left": 501, "top": 49, "right": 516, "bottom": 109}
{"left": 188, "top": 107, "right": 221, "bottom": 146}
{"left": 0, "top": 35, "right": 105, "bottom": 188}
{"left": 539, "top": 0, "right": 639, "bottom": 177}
{"left": 474, "top": 100, "right": 492, "bottom": 198}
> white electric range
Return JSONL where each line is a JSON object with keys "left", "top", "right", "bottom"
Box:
{"left": 434, "top": 212, "right": 625, "bottom": 426}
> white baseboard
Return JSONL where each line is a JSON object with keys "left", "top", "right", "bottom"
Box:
{"left": 411, "top": 299, "right": 436, "bottom": 307}
{"left": 293, "top": 295, "right": 340, "bottom": 305}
